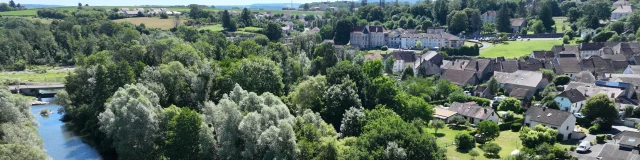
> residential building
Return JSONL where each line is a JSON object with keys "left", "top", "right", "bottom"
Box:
{"left": 602, "top": 54, "right": 629, "bottom": 71}
{"left": 493, "top": 70, "right": 550, "bottom": 98}
{"left": 415, "top": 51, "right": 444, "bottom": 76}
{"left": 554, "top": 89, "right": 587, "bottom": 113}
{"left": 596, "top": 131, "right": 640, "bottom": 160}
{"left": 350, "top": 26, "right": 386, "bottom": 49}
{"left": 397, "top": 32, "right": 463, "bottom": 49}
{"left": 565, "top": 81, "right": 626, "bottom": 101}
{"left": 624, "top": 65, "right": 640, "bottom": 74}
{"left": 524, "top": 107, "right": 576, "bottom": 140}
{"left": 611, "top": 5, "right": 637, "bottom": 21}
{"left": 124, "top": 10, "right": 141, "bottom": 17}
{"left": 580, "top": 55, "right": 615, "bottom": 77}
{"left": 481, "top": 11, "right": 497, "bottom": 24}
{"left": 573, "top": 71, "right": 596, "bottom": 83}
{"left": 474, "top": 86, "right": 491, "bottom": 98}
{"left": 579, "top": 42, "right": 605, "bottom": 58}
{"left": 440, "top": 69, "right": 479, "bottom": 86}
{"left": 464, "top": 59, "right": 493, "bottom": 81}
{"left": 553, "top": 57, "right": 582, "bottom": 78}
{"left": 389, "top": 51, "right": 417, "bottom": 73}
{"left": 448, "top": 102, "right": 499, "bottom": 125}
{"left": 434, "top": 107, "right": 458, "bottom": 123}
{"left": 530, "top": 50, "right": 554, "bottom": 61}
{"left": 580, "top": 28, "right": 596, "bottom": 39}
{"left": 510, "top": 18, "right": 527, "bottom": 33}
{"left": 441, "top": 59, "right": 470, "bottom": 70}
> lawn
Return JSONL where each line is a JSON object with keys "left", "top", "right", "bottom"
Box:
{"left": 426, "top": 125, "right": 522, "bottom": 160}
{"left": 199, "top": 24, "right": 224, "bottom": 32}
{"left": 554, "top": 17, "right": 569, "bottom": 33}
{"left": 0, "top": 70, "right": 71, "bottom": 84}
{"left": 113, "top": 17, "right": 178, "bottom": 30}
{"left": 480, "top": 40, "right": 563, "bottom": 58}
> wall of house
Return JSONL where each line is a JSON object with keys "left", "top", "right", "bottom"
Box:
{"left": 393, "top": 60, "right": 406, "bottom": 73}
{"left": 525, "top": 115, "right": 576, "bottom": 140}
{"left": 624, "top": 67, "right": 636, "bottom": 74}
{"left": 554, "top": 97, "right": 572, "bottom": 112}
{"left": 571, "top": 101, "right": 585, "bottom": 114}
{"left": 580, "top": 50, "right": 599, "bottom": 58}
{"left": 611, "top": 13, "right": 630, "bottom": 21}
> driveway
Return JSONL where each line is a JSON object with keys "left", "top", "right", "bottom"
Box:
{"left": 570, "top": 125, "right": 639, "bottom": 159}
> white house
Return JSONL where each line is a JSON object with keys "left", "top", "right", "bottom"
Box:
{"left": 481, "top": 11, "right": 497, "bottom": 24}
{"left": 435, "top": 107, "right": 458, "bottom": 123}
{"left": 389, "top": 51, "right": 417, "bottom": 73}
{"left": 525, "top": 107, "right": 576, "bottom": 140}
{"left": 580, "top": 28, "right": 596, "bottom": 39}
{"left": 448, "top": 102, "right": 499, "bottom": 125}
{"left": 350, "top": 26, "right": 386, "bottom": 49}
{"left": 624, "top": 65, "right": 640, "bottom": 74}
{"left": 611, "top": 5, "right": 636, "bottom": 21}
{"left": 554, "top": 89, "right": 587, "bottom": 113}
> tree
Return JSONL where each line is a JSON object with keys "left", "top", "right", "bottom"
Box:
{"left": 539, "top": 69, "right": 555, "bottom": 82}
{"left": 265, "top": 22, "right": 283, "bottom": 42}
{"left": 553, "top": 75, "right": 570, "bottom": 85}
{"left": 8, "top": 0, "right": 15, "bottom": 8}
{"left": 464, "top": 8, "right": 483, "bottom": 34}
{"left": 538, "top": 0, "right": 555, "bottom": 32}
{"left": 469, "top": 150, "right": 479, "bottom": 160}
{"left": 340, "top": 107, "right": 366, "bottom": 137}
{"left": 98, "top": 84, "right": 163, "bottom": 159}
{"left": 78, "top": 3, "right": 82, "bottom": 9}
{"left": 303, "top": 3, "right": 310, "bottom": 11}
{"left": 221, "top": 10, "right": 236, "bottom": 31}
{"left": 567, "top": 8, "right": 580, "bottom": 23}
{"left": 481, "top": 143, "right": 502, "bottom": 157}
{"left": 401, "top": 65, "right": 414, "bottom": 80}
{"left": 477, "top": 121, "right": 500, "bottom": 139}
{"left": 0, "top": 3, "right": 11, "bottom": 12}
{"left": 496, "top": 4, "right": 512, "bottom": 33}
{"left": 361, "top": 0, "right": 367, "bottom": 6}
{"left": 433, "top": 0, "right": 449, "bottom": 25}
{"left": 231, "top": 58, "right": 284, "bottom": 96}
{"left": 581, "top": 94, "right": 619, "bottom": 130}
{"left": 384, "top": 141, "right": 407, "bottom": 160}
{"left": 532, "top": 20, "right": 545, "bottom": 34}
{"left": 240, "top": 8, "right": 252, "bottom": 26}
{"left": 384, "top": 56, "right": 395, "bottom": 74}
{"left": 429, "top": 119, "right": 445, "bottom": 134}
{"left": 498, "top": 98, "right": 522, "bottom": 113}
{"left": 319, "top": 25, "right": 334, "bottom": 40}
{"left": 487, "top": 77, "right": 499, "bottom": 96}
{"left": 367, "top": 6, "right": 385, "bottom": 22}
{"left": 334, "top": 19, "right": 353, "bottom": 45}
{"left": 290, "top": 75, "right": 327, "bottom": 113}
{"left": 448, "top": 11, "right": 468, "bottom": 35}
{"left": 323, "top": 79, "right": 361, "bottom": 131}
{"left": 519, "top": 125, "right": 558, "bottom": 148}
{"left": 455, "top": 133, "right": 475, "bottom": 151}
{"left": 363, "top": 59, "right": 384, "bottom": 78}
{"left": 450, "top": 116, "right": 467, "bottom": 126}
{"left": 165, "top": 107, "right": 203, "bottom": 160}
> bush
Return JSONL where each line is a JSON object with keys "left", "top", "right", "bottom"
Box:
{"left": 588, "top": 125, "right": 599, "bottom": 134}
{"left": 468, "top": 130, "right": 478, "bottom": 136}
{"left": 596, "top": 134, "right": 605, "bottom": 143}
{"left": 570, "top": 146, "right": 576, "bottom": 151}
{"left": 482, "top": 143, "right": 502, "bottom": 157}
{"left": 554, "top": 75, "right": 571, "bottom": 85}
{"left": 511, "top": 123, "right": 522, "bottom": 132}
{"left": 499, "top": 122, "right": 512, "bottom": 131}
{"left": 455, "top": 133, "right": 476, "bottom": 151}
{"left": 381, "top": 46, "right": 388, "bottom": 51}
{"left": 502, "top": 111, "right": 515, "bottom": 122}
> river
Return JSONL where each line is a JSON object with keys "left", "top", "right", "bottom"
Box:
{"left": 30, "top": 98, "right": 102, "bottom": 160}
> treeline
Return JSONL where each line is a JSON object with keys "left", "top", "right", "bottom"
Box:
{"left": 0, "top": 88, "right": 48, "bottom": 159}
{"left": 441, "top": 45, "right": 480, "bottom": 56}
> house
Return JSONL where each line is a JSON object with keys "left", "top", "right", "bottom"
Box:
{"left": 579, "top": 42, "right": 605, "bottom": 58}
{"left": 396, "top": 32, "right": 463, "bottom": 49}
{"left": 124, "top": 10, "right": 141, "bottom": 17}
{"left": 602, "top": 54, "right": 630, "bottom": 71}
{"left": 440, "top": 69, "right": 479, "bottom": 86}
{"left": 624, "top": 65, "right": 640, "bottom": 74}
{"left": 510, "top": 18, "right": 527, "bottom": 33}
{"left": 350, "top": 26, "right": 386, "bottom": 49}
{"left": 580, "top": 55, "right": 615, "bottom": 77}
{"left": 554, "top": 57, "right": 582, "bottom": 78}
{"left": 448, "top": 102, "right": 499, "bottom": 125}
{"left": 120, "top": 8, "right": 130, "bottom": 11}
{"left": 281, "top": 25, "right": 293, "bottom": 35}
{"left": 481, "top": 11, "right": 497, "bottom": 24}
{"left": 580, "top": 28, "right": 597, "bottom": 39}
{"left": 415, "top": 51, "right": 444, "bottom": 76}
{"left": 493, "top": 70, "right": 550, "bottom": 97}
{"left": 434, "top": 107, "right": 458, "bottom": 123}
{"left": 565, "top": 81, "right": 626, "bottom": 101}
{"left": 612, "top": 42, "right": 638, "bottom": 57}
{"left": 554, "top": 89, "right": 587, "bottom": 113}
{"left": 611, "top": 5, "right": 637, "bottom": 21}
{"left": 364, "top": 53, "right": 383, "bottom": 61}
{"left": 519, "top": 58, "right": 548, "bottom": 72}
{"left": 509, "top": 87, "right": 532, "bottom": 101}
{"left": 441, "top": 59, "right": 470, "bottom": 70}
{"left": 464, "top": 59, "right": 493, "bottom": 81}
{"left": 524, "top": 107, "right": 576, "bottom": 140}
{"left": 496, "top": 59, "right": 519, "bottom": 73}
{"left": 530, "top": 50, "right": 554, "bottom": 61}
{"left": 474, "top": 86, "right": 491, "bottom": 98}
{"left": 608, "top": 74, "right": 640, "bottom": 100}
{"left": 573, "top": 71, "right": 596, "bottom": 83}
{"left": 596, "top": 131, "right": 640, "bottom": 160}
{"left": 389, "top": 51, "right": 417, "bottom": 73}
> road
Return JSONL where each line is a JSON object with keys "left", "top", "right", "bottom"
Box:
{"left": 571, "top": 125, "right": 638, "bottom": 160}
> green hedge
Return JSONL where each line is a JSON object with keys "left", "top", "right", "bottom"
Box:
{"left": 499, "top": 122, "right": 512, "bottom": 131}
{"left": 596, "top": 135, "right": 605, "bottom": 143}
{"left": 511, "top": 123, "right": 522, "bottom": 132}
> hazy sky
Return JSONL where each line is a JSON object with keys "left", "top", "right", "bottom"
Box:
{"left": 2, "top": 0, "right": 324, "bottom": 6}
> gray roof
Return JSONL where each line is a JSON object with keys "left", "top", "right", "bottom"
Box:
{"left": 510, "top": 18, "right": 526, "bottom": 27}
{"left": 399, "top": 33, "right": 460, "bottom": 41}
{"left": 493, "top": 70, "right": 546, "bottom": 88}
{"left": 554, "top": 57, "right": 582, "bottom": 74}
{"left": 619, "top": 136, "right": 640, "bottom": 147}
{"left": 500, "top": 60, "right": 519, "bottom": 73}
{"left": 557, "top": 89, "right": 587, "bottom": 103}
{"left": 614, "top": 131, "right": 640, "bottom": 140}
{"left": 565, "top": 82, "right": 625, "bottom": 99}
{"left": 441, "top": 59, "right": 470, "bottom": 70}
{"left": 581, "top": 56, "right": 615, "bottom": 76}
{"left": 390, "top": 51, "right": 416, "bottom": 62}
{"left": 574, "top": 71, "right": 596, "bottom": 83}
{"left": 509, "top": 88, "right": 530, "bottom": 99}
{"left": 597, "top": 144, "right": 640, "bottom": 160}
{"left": 580, "top": 43, "right": 606, "bottom": 51}
{"left": 525, "top": 107, "right": 573, "bottom": 126}
{"left": 612, "top": 5, "right": 637, "bottom": 14}
{"left": 627, "top": 65, "right": 640, "bottom": 73}
{"left": 448, "top": 102, "right": 495, "bottom": 119}
{"left": 531, "top": 50, "right": 554, "bottom": 59}
{"left": 440, "top": 69, "right": 477, "bottom": 86}
{"left": 465, "top": 59, "right": 491, "bottom": 72}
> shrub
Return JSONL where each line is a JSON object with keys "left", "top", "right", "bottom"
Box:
{"left": 570, "top": 146, "right": 576, "bottom": 151}
{"left": 455, "top": 133, "right": 476, "bottom": 151}
{"left": 482, "top": 143, "right": 502, "bottom": 157}
{"left": 588, "top": 125, "right": 599, "bottom": 134}
{"left": 468, "top": 130, "right": 478, "bottom": 136}
{"left": 554, "top": 75, "right": 571, "bottom": 85}
{"left": 596, "top": 134, "right": 605, "bottom": 143}
{"left": 502, "top": 111, "right": 515, "bottom": 122}
{"left": 381, "top": 46, "right": 388, "bottom": 51}
{"left": 499, "top": 122, "right": 512, "bottom": 131}
{"left": 511, "top": 123, "right": 522, "bottom": 132}
{"left": 469, "top": 150, "right": 479, "bottom": 159}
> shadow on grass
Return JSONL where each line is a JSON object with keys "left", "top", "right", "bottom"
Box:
{"left": 484, "top": 154, "right": 500, "bottom": 159}
{"left": 448, "top": 125, "right": 468, "bottom": 131}
{"left": 432, "top": 132, "right": 445, "bottom": 137}
{"left": 559, "top": 140, "right": 580, "bottom": 146}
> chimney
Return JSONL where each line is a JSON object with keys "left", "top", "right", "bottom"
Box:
{"left": 636, "top": 86, "right": 638, "bottom": 90}
{"left": 476, "top": 61, "right": 480, "bottom": 71}
{"left": 562, "top": 44, "right": 565, "bottom": 51}
{"left": 543, "top": 107, "right": 546, "bottom": 111}
{"left": 484, "top": 108, "right": 487, "bottom": 113}
{"left": 611, "top": 93, "right": 615, "bottom": 98}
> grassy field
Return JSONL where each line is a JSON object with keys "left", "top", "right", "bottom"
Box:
{"left": 199, "top": 24, "right": 224, "bottom": 31}
{"left": 113, "top": 17, "right": 178, "bottom": 30}
{"left": 0, "top": 70, "right": 71, "bottom": 84}
{"left": 480, "top": 40, "right": 563, "bottom": 58}
{"left": 426, "top": 126, "right": 522, "bottom": 160}
{"left": 0, "top": 6, "right": 323, "bottom": 17}
{"left": 554, "top": 17, "right": 569, "bottom": 33}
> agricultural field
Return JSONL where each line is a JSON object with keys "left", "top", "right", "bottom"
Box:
{"left": 0, "top": 6, "right": 323, "bottom": 17}
{"left": 0, "top": 68, "right": 72, "bottom": 84}
{"left": 113, "top": 17, "right": 178, "bottom": 30}
{"left": 480, "top": 40, "right": 564, "bottom": 58}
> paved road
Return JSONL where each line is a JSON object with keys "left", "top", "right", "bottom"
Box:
{"left": 571, "top": 125, "right": 639, "bottom": 159}
{"left": 7, "top": 84, "right": 64, "bottom": 91}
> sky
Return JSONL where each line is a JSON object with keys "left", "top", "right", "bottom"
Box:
{"left": 2, "top": 0, "right": 324, "bottom": 6}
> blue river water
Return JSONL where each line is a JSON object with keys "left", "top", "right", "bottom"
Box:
{"left": 29, "top": 98, "right": 102, "bottom": 160}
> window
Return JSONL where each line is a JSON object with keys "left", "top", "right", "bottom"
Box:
{"left": 566, "top": 126, "right": 569, "bottom": 130}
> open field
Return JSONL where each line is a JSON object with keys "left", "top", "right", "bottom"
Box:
{"left": 113, "top": 17, "right": 177, "bottom": 30}
{"left": 426, "top": 126, "right": 522, "bottom": 160}
{"left": 0, "top": 69, "right": 71, "bottom": 84}
{"left": 554, "top": 17, "right": 569, "bottom": 33}
{"left": 199, "top": 24, "right": 224, "bottom": 32}
{"left": 0, "top": 6, "right": 323, "bottom": 17}
{"left": 480, "top": 40, "right": 563, "bottom": 58}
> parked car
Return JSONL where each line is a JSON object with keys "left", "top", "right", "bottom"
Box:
{"left": 576, "top": 141, "right": 591, "bottom": 153}
{"left": 573, "top": 113, "right": 585, "bottom": 118}
{"left": 493, "top": 95, "right": 507, "bottom": 102}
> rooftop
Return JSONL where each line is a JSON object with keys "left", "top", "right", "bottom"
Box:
{"left": 493, "top": 70, "right": 546, "bottom": 88}
{"left": 440, "top": 69, "right": 477, "bottom": 86}
{"left": 434, "top": 108, "right": 457, "bottom": 119}
{"left": 525, "top": 106, "right": 573, "bottom": 126}
{"left": 557, "top": 89, "right": 587, "bottom": 103}
{"left": 448, "top": 102, "right": 495, "bottom": 120}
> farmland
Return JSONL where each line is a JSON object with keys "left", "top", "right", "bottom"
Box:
{"left": 113, "top": 17, "right": 178, "bottom": 30}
